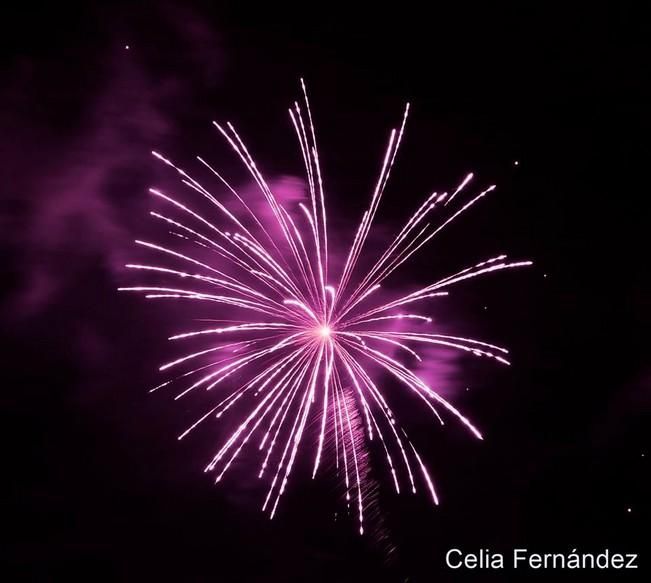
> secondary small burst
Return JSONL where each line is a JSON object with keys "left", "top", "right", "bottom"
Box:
{"left": 120, "top": 80, "right": 531, "bottom": 534}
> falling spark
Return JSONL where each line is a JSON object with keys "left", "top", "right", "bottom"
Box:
{"left": 121, "top": 80, "right": 532, "bottom": 533}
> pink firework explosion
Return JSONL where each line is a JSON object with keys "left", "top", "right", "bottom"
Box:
{"left": 120, "top": 80, "right": 532, "bottom": 534}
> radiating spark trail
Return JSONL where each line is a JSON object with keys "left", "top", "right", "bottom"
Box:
{"left": 122, "top": 81, "right": 532, "bottom": 533}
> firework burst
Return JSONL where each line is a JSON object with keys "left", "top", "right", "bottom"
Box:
{"left": 120, "top": 80, "right": 531, "bottom": 534}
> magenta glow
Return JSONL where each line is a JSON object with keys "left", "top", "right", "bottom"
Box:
{"left": 120, "top": 80, "right": 532, "bottom": 534}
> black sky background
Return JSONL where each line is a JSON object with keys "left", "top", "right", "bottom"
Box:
{"left": 1, "top": 2, "right": 649, "bottom": 581}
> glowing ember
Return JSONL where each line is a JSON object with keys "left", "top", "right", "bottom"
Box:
{"left": 120, "top": 79, "right": 532, "bottom": 533}
{"left": 318, "top": 325, "right": 332, "bottom": 339}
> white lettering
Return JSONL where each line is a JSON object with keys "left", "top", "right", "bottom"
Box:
{"left": 445, "top": 549, "right": 463, "bottom": 569}
{"left": 513, "top": 548, "right": 527, "bottom": 568}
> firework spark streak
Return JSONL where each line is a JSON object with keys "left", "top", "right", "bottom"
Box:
{"left": 120, "top": 80, "right": 532, "bottom": 534}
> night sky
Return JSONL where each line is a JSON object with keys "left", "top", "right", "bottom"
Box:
{"left": 2, "top": 3, "right": 649, "bottom": 581}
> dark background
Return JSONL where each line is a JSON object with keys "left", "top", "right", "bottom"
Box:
{"left": 1, "top": 2, "right": 648, "bottom": 581}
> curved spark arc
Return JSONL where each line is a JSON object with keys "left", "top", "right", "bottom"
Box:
{"left": 122, "top": 81, "right": 532, "bottom": 533}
